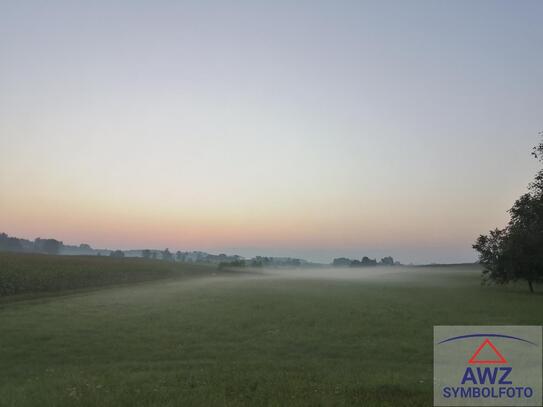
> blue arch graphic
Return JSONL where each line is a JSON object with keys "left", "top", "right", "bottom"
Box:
{"left": 438, "top": 333, "right": 537, "bottom": 346}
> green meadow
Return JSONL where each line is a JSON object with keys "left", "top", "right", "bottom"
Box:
{"left": 0, "top": 255, "right": 541, "bottom": 406}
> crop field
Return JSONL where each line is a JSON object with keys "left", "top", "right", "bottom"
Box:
{"left": 0, "top": 257, "right": 541, "bottom": 406}
{"left": 0, "top": 253, "right": 217, "bottom": 297}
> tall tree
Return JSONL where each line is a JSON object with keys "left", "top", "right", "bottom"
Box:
{"left": 473, "top": 133, "right": 543, "bottom": 292}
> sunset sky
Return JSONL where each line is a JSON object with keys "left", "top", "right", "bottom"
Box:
{"left": 1, "top": 1, "right": 542, "bottom": 263}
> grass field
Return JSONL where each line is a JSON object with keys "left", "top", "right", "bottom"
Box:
{"left": 0, "top": 258, "right": 541, "bottom": 406}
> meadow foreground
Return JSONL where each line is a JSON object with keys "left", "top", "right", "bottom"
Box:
{"left": 0, "top": 262, "right": 541, "bottom": 406}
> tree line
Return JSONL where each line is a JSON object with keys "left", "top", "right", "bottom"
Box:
{"left": 332, "top": 256, "right": 396, "bottom": 267}
{"left": 0, "top": 233, "right": 63, "bottom": 255}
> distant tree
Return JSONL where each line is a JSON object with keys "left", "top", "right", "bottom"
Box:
{"left": 150, "top": 252, "right": 157, "bottom": 260}
{"left": 162, "top": 248, "right": 173, "bottom": 261}
{"left": 251, "top": 256, "right": 272, "bottom": 267}
{"left": 109, "top": 250, "right": 125, "bottom": 258}
{"left": 333, "top": 257, "right": 351, "bottom": 267}
{"left": 251, "top": 258, "right": 263, "bottom": 267}
{"left": 361, "top": 256, "right": 377, "bottom": 266}
{"left": 0, "top": 233, "right": 24, "bottom": 252}
{"left": 380, "top": 256, "right": 394, "bottom": 266}
{"left": 34, "top": 238, "right": 62, "bottom": 255}
{"left": 141, "top": 249, "right": 152, "bottom": 259}
{"left": 78, "top": 243, "right": 93, "bottom": 254}
{"left": 474, "top": 133, "right": 543, "bottom": 293}
{"left": 176, "top": 251, "right": 184, "bottom": 261}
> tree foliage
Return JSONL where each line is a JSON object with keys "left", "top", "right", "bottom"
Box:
{"left": 333, "top": 256, "right": 393, "bottom": 267}
{"left": 161, "top": 248, "right": 173, "bottom": 261}
{"left": 380, "top": 256, "right": 394, "bottom": 266}
{"left": 109, "top": 250, "right": 125, "bottom": 258}
{"left": 473, "top": 133, "right": 543, "bottom": 292}
{"left": 34, "top": 238, "right": 62, "bottom": 255}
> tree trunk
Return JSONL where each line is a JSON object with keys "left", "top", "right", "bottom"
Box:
{"left": 528, "top": 280, "right": 534, "bottom": 293}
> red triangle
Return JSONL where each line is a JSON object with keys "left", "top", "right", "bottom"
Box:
{"left": 468, "top": 339, "right": 507, "bottom": 364}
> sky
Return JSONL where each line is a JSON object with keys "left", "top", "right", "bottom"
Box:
{"left": 1, "top": 1, "right": 542, "bottom": 264}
